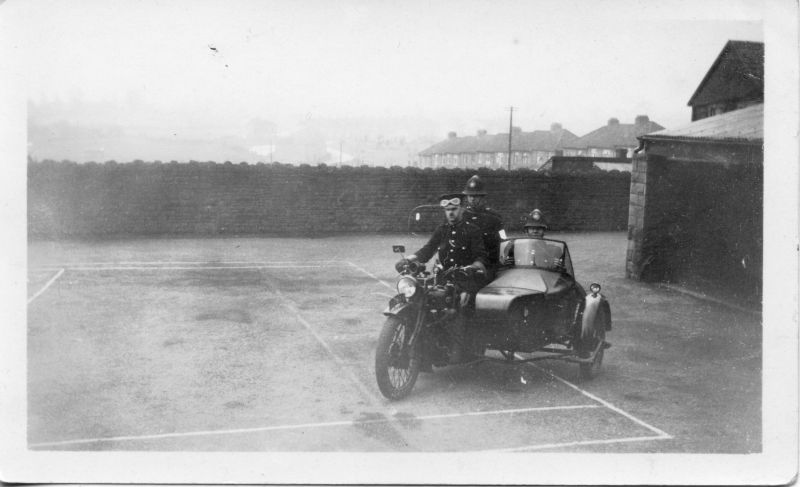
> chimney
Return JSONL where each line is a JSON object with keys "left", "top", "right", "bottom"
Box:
{"left": 448, "top": 131, "right": 457, "bottom": 139}
{"left": 550, "top": 123, "right": 563, "bottom": 132}
{"left": 635, "top": 115, "right": 649, "bottom": 127}
{"left": 512, "top": 126, "right": 522, "bottom": 134}
{"left": 608, "top": 118, "right": 619, "bottom": 126}
{"left": 476, "top": 129, "right": 487, "bottom": 136}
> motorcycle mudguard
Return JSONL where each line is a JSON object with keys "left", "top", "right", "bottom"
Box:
{"left": 383, "top": 301, "right": 417, "bottom": 320}
{"left": 581, "top": 293, "right": 611, "bottom": 335}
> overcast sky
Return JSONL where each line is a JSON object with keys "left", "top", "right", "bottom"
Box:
{"left": 13, "top": 0, "right": 764, "bottom": 137}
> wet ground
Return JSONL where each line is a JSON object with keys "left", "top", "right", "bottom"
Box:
{"left": 27, "top": 232, "right": 761, "bottom": 452}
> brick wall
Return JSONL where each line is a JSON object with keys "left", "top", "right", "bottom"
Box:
{"left": 28, "top": 161, "right": 631, "bottom": 238}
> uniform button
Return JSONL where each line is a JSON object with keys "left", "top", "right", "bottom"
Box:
{"left": 451, "top": 231, "right": 456, "bottom": 235}
{"left": 462, "top": 246, "right": 466, "bottom": 250}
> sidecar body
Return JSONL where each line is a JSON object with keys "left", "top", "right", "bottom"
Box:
{"left": 473, "top": 237, "right": 611, "bottom": 373}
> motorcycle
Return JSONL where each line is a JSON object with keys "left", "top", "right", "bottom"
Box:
{"left": 374, "top": 240, "right": 611, "bottom": 400}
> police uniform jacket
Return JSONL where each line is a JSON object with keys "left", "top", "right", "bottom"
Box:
{"left": 414, "top": 218, "right": 488, "bottom": 269}
{"left": 465, "top": 206, "right": 504, "bottom": 266}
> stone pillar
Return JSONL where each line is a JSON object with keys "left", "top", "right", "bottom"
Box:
{"left": 626, "top": 152, "right": 648, "bottom": 279}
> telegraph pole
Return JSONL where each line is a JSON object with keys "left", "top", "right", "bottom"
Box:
{"left": 507, "top": 106, "right": 514, "bottom": 171}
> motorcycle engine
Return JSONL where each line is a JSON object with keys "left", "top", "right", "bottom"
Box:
{"left": 426, "top": 285, "right": 455, "bottom": 310}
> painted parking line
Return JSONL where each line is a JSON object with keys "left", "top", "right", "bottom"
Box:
{"left": 269, "top": 285, "right": 383, "bottom": 406}
{"left": 481, "top": 434, "right": 670, "bottom": 453}
{"left": 29, "top": 404, "right": 601, "bottom": 448}
{"left": 528, "top": 362, "right": 672, "bottom": 439}
{"left": 27, "top": 268, "right": 65, "bottom": 305}
{"left": 29, "top": 260, "right": 672, "bottom": 452}
{"left": 347, "top": 261, "right": 395, "bottom": 291}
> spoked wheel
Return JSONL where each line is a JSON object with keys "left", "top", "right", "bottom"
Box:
{"left": 578, "top": 309, "right": 608, "bottom": 381}
{"left": 375, "top": 316, "right": 420, "bottom": 400}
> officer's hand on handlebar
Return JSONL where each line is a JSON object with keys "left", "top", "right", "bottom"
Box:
{"left": 453, "top": 265, "right": 478, "bottom": 280}
{"left": 395, "top": 258, "right": 421, "bottom": 273}
{"left": 395, "top": 259, "right": 410, "bottom": 273}
{"left": 464, "top": 264, "right": 485, "bottom": 277}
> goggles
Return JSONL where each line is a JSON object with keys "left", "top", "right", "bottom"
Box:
{"left": 440, "top": 197, "right": 461, "bottom": 207}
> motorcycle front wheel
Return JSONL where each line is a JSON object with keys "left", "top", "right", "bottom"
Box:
{"left": 375, "top": 316, "right": 421, "bottom": 400}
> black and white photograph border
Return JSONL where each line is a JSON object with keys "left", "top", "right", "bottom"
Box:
{"left": 1, "top": 0, "right": 798, "bottom": 484}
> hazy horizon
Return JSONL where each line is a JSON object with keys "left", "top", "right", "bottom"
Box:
{"left": 13, "top": 0, "right": 764, "bottom": 163}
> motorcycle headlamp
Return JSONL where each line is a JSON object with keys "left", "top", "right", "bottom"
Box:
{"left": 397, "top": 276, "right": 417, "bottom": 298}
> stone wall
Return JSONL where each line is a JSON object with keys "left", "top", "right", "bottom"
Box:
{"left": 28, "top": 161, "right": 631, "bottom": 238}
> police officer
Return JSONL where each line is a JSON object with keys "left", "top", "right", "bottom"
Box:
{"left": 523, "top": 209, "right": 564, "bottom": 269}
{"left": 524, "top": 208, "right": 548, "bottom": 238}
{"left": 395, "top": 193, "right": 488, "bottom": 364}
{"left": 396, "top": 193, "right": 488, "bottom": 291}
{"left": 462, "top": 175, "right": 504, "bottom": 276}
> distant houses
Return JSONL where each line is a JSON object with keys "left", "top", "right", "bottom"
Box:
{"left": 416, "top": 40, "right": 763, "bottom": 172}
{"left": 563, "top": 115, "right": 664, "bottom": 159}
{"left": 417, "top": 115, "right": 664, "bottom": 171}
{"left": 417, "top": 123, "right": 579, "bottom": 170}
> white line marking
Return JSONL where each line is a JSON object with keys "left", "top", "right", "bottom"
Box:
{"left": 371, "top": 292, "right": 395, "bottom": 299}
{"left": 479, "top": 434, "right": 671, "bottom": 453}
{"left": 527, "top": 361, "right": 672, "bottom": 439}
{"left": 29, "top": 404, "right": 600, "bottom": 448}
{"left": 346, "top": 261, "right": 394, "bottom": 290}
{"left": 267, "top": 285, "right": 384, "bottom": 407}
{"left": 28, "top": 259, "right": 671, "bottom": 452}
{"left": 45, "top": 265, "right": 343, "bottom": 271}
{"left": 27, "top": 268, "right": 65, "bottom": 304}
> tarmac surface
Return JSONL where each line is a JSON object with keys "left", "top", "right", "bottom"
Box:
{"left": 27, "top": 232, "right": 761, "bottom": 452}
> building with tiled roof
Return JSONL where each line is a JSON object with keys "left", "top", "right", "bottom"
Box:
{"left": 688, "top": 40, "right": 764, "bottom": 121}
{"left": 417, "top": 123, "right": 580, "bottom": 170}
{"left": 564, "top": 115, "right": 665, "bottom": 158}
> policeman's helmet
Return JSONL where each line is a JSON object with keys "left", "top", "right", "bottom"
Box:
{"left": 462, "top": 175, "right": 487, "bottom": 196}
{"left": 523, "top": 209, "right": 548, "bottom": 230}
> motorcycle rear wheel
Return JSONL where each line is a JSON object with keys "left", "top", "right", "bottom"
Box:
{"left": 375, "top": 316, "right": 421, "bottom": 400}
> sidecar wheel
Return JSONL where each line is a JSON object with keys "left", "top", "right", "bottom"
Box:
{"left": 375, "top": 316, "right": 420, "bottom": 400}
{"left": 578, "top": 310, "right": 607, "bottom": 381}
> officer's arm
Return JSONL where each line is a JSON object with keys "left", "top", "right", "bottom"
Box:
{"left": 469, "top": 227, "right": 488, "bottom": 270}
{"left": 412, "top": 226, "right": 442, "bottom": 264}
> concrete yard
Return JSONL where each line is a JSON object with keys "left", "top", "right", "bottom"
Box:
{"left": 27, "top": 232, "right": 761, "bottom": 452}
